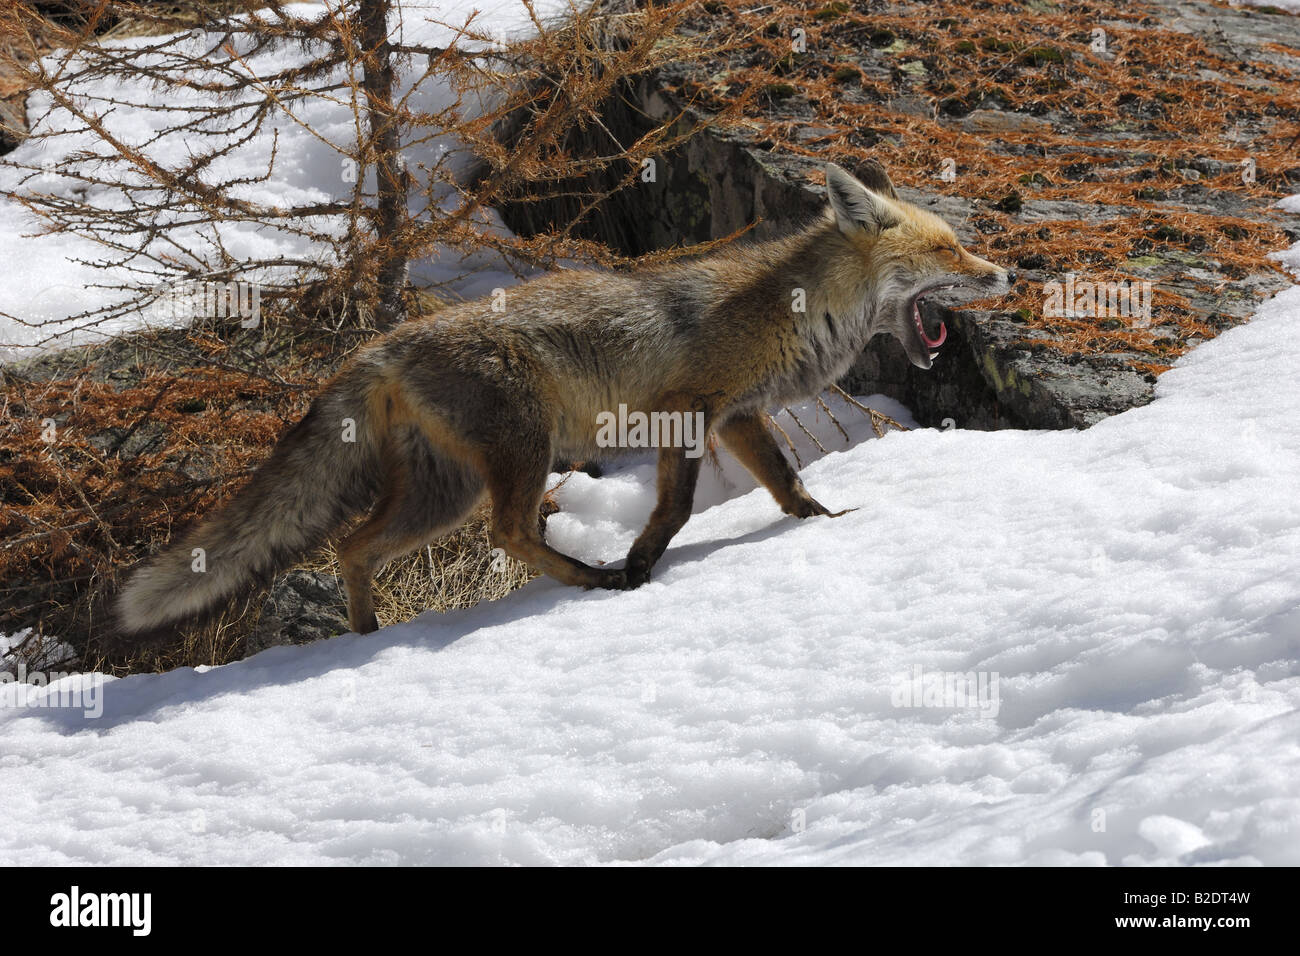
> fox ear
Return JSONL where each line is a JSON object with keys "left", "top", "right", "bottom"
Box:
{"left": 825, "top": 163, "right": 899, "bottom": 235}
{"left": 851, "top": 159, "right": 898, "bottom": 201}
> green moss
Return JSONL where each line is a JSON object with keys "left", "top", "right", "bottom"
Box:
{"left": 1159, "top": 249, "right": 1208, "bottom": 267}
{"left": 1019, "top": 46, "right": 1068, "bottom": 66}
{"left": 1017, "top": 171, "right": 1049, "bottom": 186}
{"left": 979, "top": 36, "right": 1016, "bottom": 54}
{"left": 1149, "top": 224, "right": 1187, "bottom": 243}
{"left": 983, "top": 350, "right": 1031, "bottom": 396}
{"left": 993, "top": 191, "right": 1023, "bottom": 213}
{"left": 868, "top": 29, "right": 897, "bottom": 47}
{"left": 832, "top": 65, "right": 860, "bottom": 83}
{"left": 954, "top": 39, "right": 976, "bottom": 54}
{"left": 813, "top": 2, "right": 849, "bottom": 21}
{"left": 762, "top": 82, "right": 797, "bottom": 100}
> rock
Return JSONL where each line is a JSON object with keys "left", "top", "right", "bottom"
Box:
{"left": 247, "top": 570, "right": 350, "bottom": 654}
{"left": 795, "top": 125, "right": 837, "bottom": 142}
{"left": 958, "top": 109, "right": 1054, "bottom": 135}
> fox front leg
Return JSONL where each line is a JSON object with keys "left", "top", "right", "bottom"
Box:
{"left": 622, "top": 443, "right": 704, "bottom": 589}
{"left": 716, "top": 411, "right": 852, "bottom": 518}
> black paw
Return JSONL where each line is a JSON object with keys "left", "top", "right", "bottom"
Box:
{"left": 624, "top": 556, "right": 652, "bottom": 589}
{"left": 589, "top": 569, "right": 629, "bottom": 591}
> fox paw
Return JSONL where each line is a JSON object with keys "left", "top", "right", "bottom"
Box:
{"left": 624, "top": 557, "right": 652, "bottom": 590}
{"left": 788, "top": 497, "right": 855, "bottom": 518}
{"left": 588, "top": 569, "right": 629, "bottom": 591}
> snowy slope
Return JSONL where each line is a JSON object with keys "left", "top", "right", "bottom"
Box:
{"left": 2, "top": 240, "right": 1299, "bottom": 865}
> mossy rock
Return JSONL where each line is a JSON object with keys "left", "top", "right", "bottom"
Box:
{"left": 813, "top": 2, "right": 849, "bottom": 21}
{"left": 979, "top": 37, "right": 1016, "bottom": 54}
{"left": 1019, "top": 46, "right": 1069, "bottom": 66}
{"left": 993, "top": 191, "right": 1023, "bottom": 213}
{"left": 1148, "top": 224, "right": 1188, "bottom": 243}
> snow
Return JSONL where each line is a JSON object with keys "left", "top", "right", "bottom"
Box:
{"left": 0, "top": 1, "right": 577, "bottom": 355}
{"left": 3, "top": 247, "right": 1299, "bottom": 864}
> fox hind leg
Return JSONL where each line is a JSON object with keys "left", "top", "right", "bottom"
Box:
{"left": 338, "top": 432, "right": 483, "bottom": 634}
{"left": 479, "top": 431, "right": 627, "bottom": 591}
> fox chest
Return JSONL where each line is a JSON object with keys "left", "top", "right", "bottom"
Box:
{"left": 753, "top": 311, "right": 864, "bottom": 405}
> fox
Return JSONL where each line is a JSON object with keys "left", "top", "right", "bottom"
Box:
{"left": 115, "top": 161, "right": 1014, "bottom": 638}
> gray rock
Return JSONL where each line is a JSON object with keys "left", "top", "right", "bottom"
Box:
{"left": 958, "top": 110, "right": 1055, "bottom": 135}
{"left": 247, "top": 570, "right": 350, "bottom": 654}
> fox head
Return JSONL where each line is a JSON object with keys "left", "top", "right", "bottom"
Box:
{"left": 823, "top": 161, "right": 1014, "bottom": 370}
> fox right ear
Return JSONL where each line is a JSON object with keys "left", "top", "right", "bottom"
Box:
{"left": 825, "top": 163, "right": 899, "bottom": 236}
{"left": 851, "top": 159, "right": 899, "bottom": 200}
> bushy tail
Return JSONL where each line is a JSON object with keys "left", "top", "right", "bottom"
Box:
{"left": 115, "top": 366, "right": 384, "bottom": 637}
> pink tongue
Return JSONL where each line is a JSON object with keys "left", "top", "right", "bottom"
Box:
{"left": 921, "top": 320, "right": 947, "bottom": 349}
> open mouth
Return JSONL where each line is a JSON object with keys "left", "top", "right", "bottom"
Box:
{"left": 910, "top": 286, "right": 951, "bottom": 357}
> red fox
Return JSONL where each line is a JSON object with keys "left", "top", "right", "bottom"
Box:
{"left": 116, "top": 161, "right": 1013, "bottom": 637}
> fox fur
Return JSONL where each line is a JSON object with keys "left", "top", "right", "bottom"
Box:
{"left": 116, "top": 161, "right": 1012, "bottom": 637}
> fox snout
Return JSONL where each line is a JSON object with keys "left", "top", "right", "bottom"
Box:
{"left": 899, "top": 258, "right": 1014, "bottom": 371}
{"left": 983, "top": 265, "right": 1015, "bottom": 291}
{"left": 962, "top": 252, "right": 1014, "bottom": 292}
